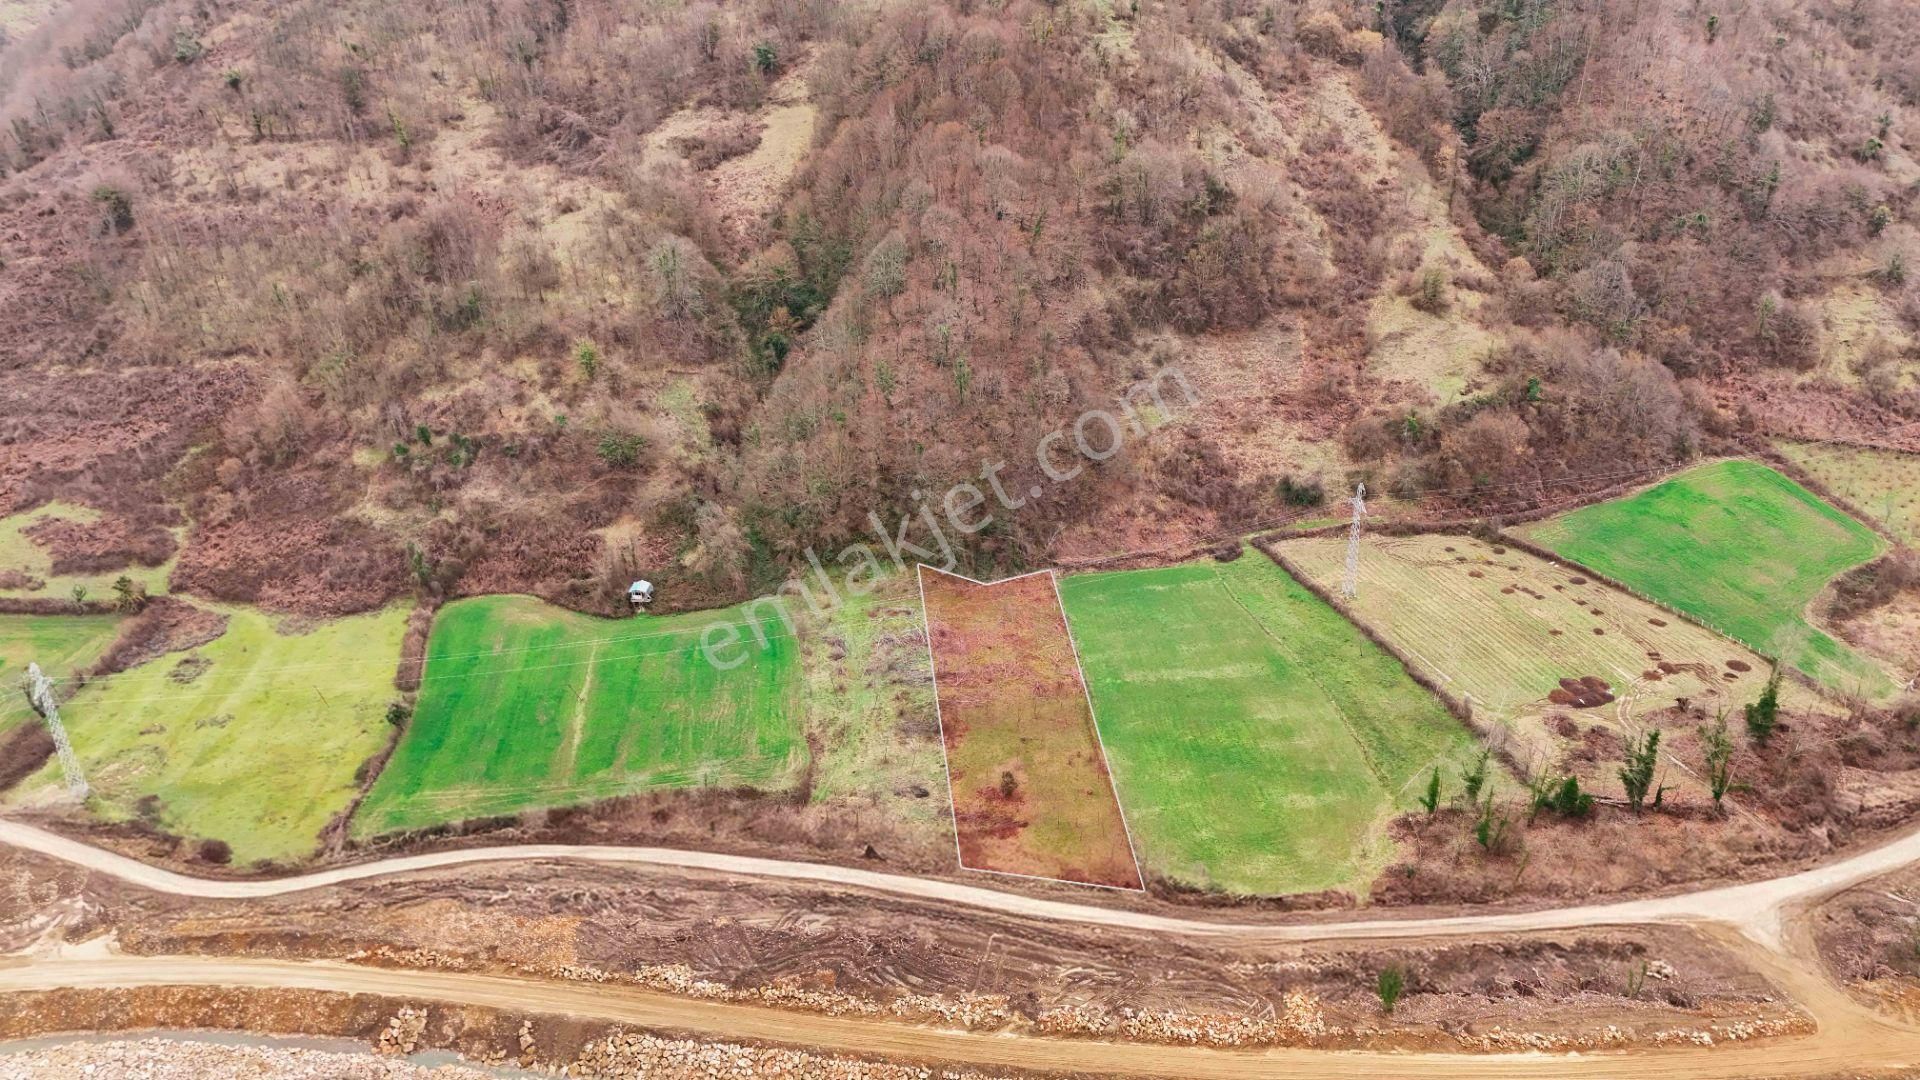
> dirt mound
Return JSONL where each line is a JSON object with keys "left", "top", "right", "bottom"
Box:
{"left": 1549, "top": 676, "right": 1616, "bottom": 709}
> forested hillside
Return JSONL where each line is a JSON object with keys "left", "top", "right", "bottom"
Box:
{"left": 2, "top": 0, "right": 1913, "bottom": 615}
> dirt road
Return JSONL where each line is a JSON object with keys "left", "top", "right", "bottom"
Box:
{"left": 0, "top": 951, "right": 1910, "bottom": 1079}
{"left": 5, "top": 818, "right": 1920, "bottom": 946}
{"left": 7, "top": 818, "right": 1920, "bottom": 1076}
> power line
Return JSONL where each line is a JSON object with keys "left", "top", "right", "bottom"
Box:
{"left": 23, "top": 455, "right": 1712, "bottom": 719}
{"left": 43, "top": 457, "right": 1690, "bottom": 693}
{"left": 1062, "top": 458, "right": 1686, "bottom": 568}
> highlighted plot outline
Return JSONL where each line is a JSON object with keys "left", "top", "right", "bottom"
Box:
{"left": 917, "top": 565, "right": 1143, "bottom": 891}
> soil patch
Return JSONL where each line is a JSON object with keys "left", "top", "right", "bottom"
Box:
{"left": 0, "top": 848, "right": 1807, "bottom": 1055}
{"left": 919, "top": 568, "right": 1139, "bottom": 889}
{"left": 0, "top": 722, "right": 54, "bottom": 793}
{"left": 1550, "top": 676, "right": 1616, "bottom": 709}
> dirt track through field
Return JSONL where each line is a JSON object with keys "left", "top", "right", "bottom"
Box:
{"left": 7, "top": 817, "right": 1920, "bottom": 1075}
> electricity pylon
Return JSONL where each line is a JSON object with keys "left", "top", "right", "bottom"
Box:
{"left": 23, "top": 662, "right": 88, "bottom": 800}
{"left": 1342, "top": 482, "right": 1367, "bottom": 599}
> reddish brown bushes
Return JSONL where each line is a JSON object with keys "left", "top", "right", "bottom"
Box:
{"left": 20, "top": 513, "right": 175, "bottom": 575}
{"left": 87, "top": 596, "right": 229, "bottom": 677}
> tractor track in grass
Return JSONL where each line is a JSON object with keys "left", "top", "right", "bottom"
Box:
{"left": 7, "top": 817, "right": 1920, "bottom": 1074}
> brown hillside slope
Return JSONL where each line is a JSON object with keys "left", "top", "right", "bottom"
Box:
{"left": 0, "top": 0, "right": 1912, "bottom": 614}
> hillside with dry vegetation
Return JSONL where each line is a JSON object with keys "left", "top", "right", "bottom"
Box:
{"left": 2, "top": 0, "right": 1915, "bottom": 617}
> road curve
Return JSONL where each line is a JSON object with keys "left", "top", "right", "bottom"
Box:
{"left": 6, "top": 818, "right": 1920, "bottom": 945}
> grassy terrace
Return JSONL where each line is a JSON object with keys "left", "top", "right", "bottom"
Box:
{"left": 1277, "top": 533, "right": 1826, "bottom": 776}
{"left": 0, "top": 501, "right": 178, "bottom": 602}
{"left": 1776, "top": 441, "right": 1920, "bottom": 545}
{"left": 1519, "top": 460, "right": 1890, "bottom": 696}
{"left": 355, "top": 595, "right": 805, "bottom": 836}
{"left": 6, "top": 605, "right": 408, "bottom": 864}
{"left": 1059, "top": 553, "right": 1482, "bottom": 895}
{"left": 0, "top": 613, "right": 124, "bottom": 741}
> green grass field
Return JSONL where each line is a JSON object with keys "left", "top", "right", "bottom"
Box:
{"left": 1775, "top": 441, "right": 1920, "bottom": 546}
{"left": 1059, "top": 554, "right": 1483, "bottom": 896}
{"left": 0, "top": 613, "right": 125, "bottom": 740}
{"left": 0, "top": 613, "right": 123, "bottom": 682}
{"left": 4, "top": 604, "right": 409, "bottom": 864}
{"left": 354, "top": 595, "right": 805, "bottom": 836}
{"left": 1519, "top": 460, "right": 1891, "bottom": 695}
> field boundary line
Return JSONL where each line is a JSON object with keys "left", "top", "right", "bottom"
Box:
{"left": 916, "top": 565, "right": 1147, "bottom": 893}
{"left": 1047, "top": 568, "right": 1147, "bottom": 893}
{"left": 49, "top": 621, "right": 804, "bottom": 714}
{"left": 1759, "top": 441, "right": 1914, "bottom": 551}
{"left": 1209, "top": 565, "right": 1396, "bottom": 794}
{"left": 1493, "top": 529, "right": 1851, "bottom": 703}
{"left": 38, "top": 603, "right": 805, "bottom": 688}
{"left": 914, "top": 565, "right": 972, "bottom": 887}
{"left": 1252, "top": 538, "right": 1534, "bottom": 781}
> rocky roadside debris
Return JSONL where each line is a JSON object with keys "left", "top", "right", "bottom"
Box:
{"left": 376, "top": 1006, "right": 429, "bottom": 1055}
{"left": 1034, "top": 990, "right": 1330, "bottom": 1046}
{"left": 348, "top": 946, "right": 1797, "bottom": 1054}
{"left": 351, "top": 948, "right": 1015, "bottom": 1031}
{"left": 572, "top": 1031, "right": 1013, "bottom": 1079}
{"left": 0, "top": 1032, "right": 1022, "bottom": 1080}
{"left": 1447, "top": 1014, "right": 1809, "bottom": 1052}
{"left": 0, "top": 1037, "right": 495, "bottom": 1079}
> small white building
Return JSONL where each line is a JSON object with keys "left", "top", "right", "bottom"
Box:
{"left": 627, "top": 579, "right": 655, "bottom": 607}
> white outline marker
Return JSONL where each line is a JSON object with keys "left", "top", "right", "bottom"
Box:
{"left": 916, "top": 564, "right": 1145, "bottom": 893}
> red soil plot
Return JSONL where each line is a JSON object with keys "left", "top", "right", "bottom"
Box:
{"left": 918, "top": 567, "right": 1142, "bottom": 890}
